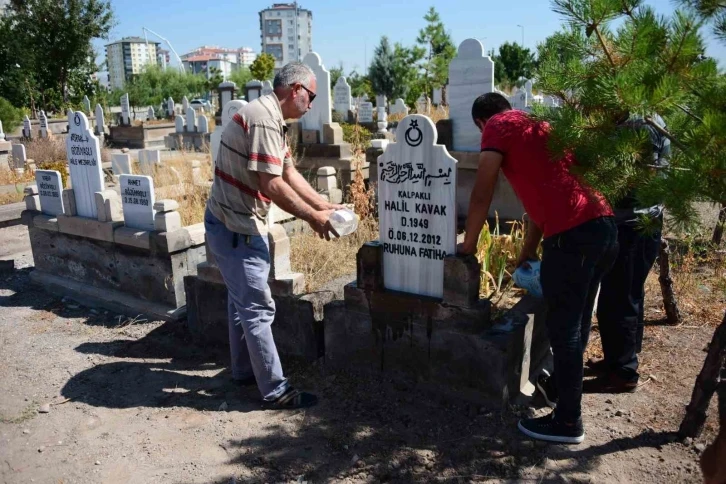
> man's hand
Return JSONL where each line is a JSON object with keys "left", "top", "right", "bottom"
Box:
{"left": 317, "top": 201, "right": 345, "bottom": 211}
{"left": 457, "top": 240, "right": 477, "bottom": 256}
{"left": 308, "top": 209, "right": 339, "bottom": 241}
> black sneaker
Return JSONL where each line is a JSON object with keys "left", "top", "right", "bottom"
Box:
{"left": 518, "top": 413, "right": 585, "bottom": 444}
{"left": 536, "top": 369, "right": 558, "bottom": 409}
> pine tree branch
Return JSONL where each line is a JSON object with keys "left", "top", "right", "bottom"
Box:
{"left": 676, "top": 103, "right": 704, "bottom": 123}
{"left": 593, "top": 25, "right": 616, "bottom": 68}
{"left": 644, "top": 115, "right": 689, "bottom": 151}
{"left": 667, "top": 24, "right": 692, "bottom": 72}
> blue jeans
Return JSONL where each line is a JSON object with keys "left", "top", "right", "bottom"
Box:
{"left": 204, "top": 208, "right": 289, "bottom": 401}
{"left": 541, "top": 217, "right": 619, "bottom": 422}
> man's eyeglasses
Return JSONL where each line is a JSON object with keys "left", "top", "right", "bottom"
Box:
{"left": 291, "top": 83, "right": 316, "bottom": 102}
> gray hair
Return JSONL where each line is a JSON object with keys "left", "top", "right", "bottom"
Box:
{"left": 273, "top": 62, "right": 315, "bottom": 89}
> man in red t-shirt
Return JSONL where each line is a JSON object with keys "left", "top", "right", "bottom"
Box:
{"left": 458, "top": 93, "right": 618, "bottom": 444}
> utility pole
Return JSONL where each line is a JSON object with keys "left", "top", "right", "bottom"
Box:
{"left": 517, "top": 24, "right": 524, "bottom": 47}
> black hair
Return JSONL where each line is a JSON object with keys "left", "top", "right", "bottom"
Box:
{"left": 471, "top": 92, "right": 512, "bottom": 123}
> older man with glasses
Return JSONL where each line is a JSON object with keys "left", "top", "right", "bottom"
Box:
{"left": 205, "top": 62, "right": 341, "bottom": 409}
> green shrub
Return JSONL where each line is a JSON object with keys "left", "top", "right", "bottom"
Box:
{"left": 340, "top": 122, "right": 373, "bottom": 152}
{"left": 0, "top": 97, "right": 24, "bottom": 132}
{"left": 331, "top": 111, "right": 345, "bottom": 124}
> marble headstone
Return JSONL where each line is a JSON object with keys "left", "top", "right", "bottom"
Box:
{"left": 186, "top": 107, "right": 196, "bottom": 132}
{"left": 120, "top": 174, "right": 156, "bottom": 231}
{"left": 358, "top": 102, "right": 373, "bottom": 123}
{"left": 147, "top": 106, "right": 156, "bottom": 121}
{"left": 222, "top": 100, "right": 247, "bottom": 128}
{"left": 94, "top": 104, "right": 105, "bottom": 136}
{"left": 389, "top": 99, "right": 409, "bottom": 116}
{"left": 300, "top": 52, "right": 332, "bottom": 132}
{"left": 39, "top": 110, "right": 49, "bottom": 138}
{"left": 448, "top": 38, "right": 495, "bottom": 152}
{"left": 182, "top": 96, "right": 189, "bottom": 114}
{"left": 333, "top": 76, "right": 352, "bottom": 115}
{"left": 167, "top": 97, "right": 175, "bottom": 117}
{"left": 120, "top": 93, "right": 130, "bottom": 125}
{"left": 35, "top": 170, "right": 64, "bottom": 216}
{"left": 377, "top": 114, "right": 457, "bottom": 298}
{"left": 218, "top": 81, "right": 236, "bottom": 111}
{"left": 246, "top": 80, "right": 262, "bottom": 101}
{"left": 11, "top": 143, "right": 26, "bottom": 170}
{"left": 415, "top": 95, "right": 430, "bottom": 115}
{"left": 0, "top": 119, "right": 4, "bottom": 140}
{"left": 175, "top": 116, "right": 185, "bottom": 133}
{"left": 432, "top": 87, "right": 443, "bottom": 105}
{"left": 197, "top": 114, "right": 209, "bottom": 134}
{"left": 66, "top": 111, "right": 104, "bottom": 218}
{"left": 375, "top": 94, "right": 387, "bottom": 110}
{"left": 261, "top": 80, "right": 273, "bottom": 96}
{"left": 22, "top": 116, "right": 31, "bottom": 139}
{"left": 112, "top": 153, "right": 132, "bottom": 175}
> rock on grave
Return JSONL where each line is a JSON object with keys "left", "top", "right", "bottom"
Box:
{"left": 35, "top": 170, "right": 65, "bottom": 216}
{"left": 167, "top": 97, "right": 175, "bottom": 117}
{"left": 390, "top": 99, "right": 409, "bottom": 116}
{"left": 261, "top": 80, "right": 273, "bottom": 96}
{"left": 186, "top": 106, "right": 197, "bottom": 133}
{"left": 448, "top": 38, "right": 495, "bottom": 152}
{"left": 333, "top": 77, "right": 352, "bottom": 115}
{"left": 120, "top": 93, "right": 131, "bottom": 126}
{"left": 65, "top": 110, "right": 104, "bottom": 219}
{"left": 175, "top": 116, "right": 185, "bottom": 134}
{"left": 358, "top": 102, "right": 373, "bottom": 123}
{"left": 22, "top": 115, "right": 32, "bottom": 139}
{"left": 377, "top": 115, "right": 457, "bottom": 298}
{"left": 120, "top": 174, "right": 156, "bottom": 231}
{"left": 112, "top": 153, "right": 132, "bottom": 175}
{"left": 94, "top": 104, "right": 106, "bottom": 136}
{"left": 11, "top": 143, "right": 26, "bottom": 171}
{"left": 182, "top": 96, "right": 189, "bottom": 114}
{"left": 300, "top": 52, "right": 332, "bottom": 133}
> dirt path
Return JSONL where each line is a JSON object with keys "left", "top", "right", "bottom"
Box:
{"left": 0, "top": 226, "right": 722, "bottom": 483}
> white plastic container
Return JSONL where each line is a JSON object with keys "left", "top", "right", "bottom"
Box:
{"left": 328, "top": 208, "right": 358, "bottom": 237}
{"left": 512, "top": 260, "right": 543, "bottom": 298}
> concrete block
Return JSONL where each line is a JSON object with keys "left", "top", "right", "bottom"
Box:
{"left": 154, "top": 199, "right": 180, "bottom": 212}
{"left": 443, "top": 255, "right": 481, "bottom": 308}
{"left": 326, "top": 188, "right": 343, "bottom": 204}
{"left": 356, "top": 241, "right": 384, "bottom": 291}
{"left": 322, "top": 123, "right": 343, "bottom": 145}
{"left": 32, "top": 214, "right": 59, "bottom": 232}
{"left": 186, "top": 223, "right": 205, "bottom": 246}
{"left": 267, "top": 223, "right": 292, "bottom": 278}
{"left": 302, "top": 129, "right": 320, "bottom": 144}
{"left": 23, "top": 185, "right": 38, "bottom": 196}
{"left": 268, "top": 272, "right": 305, "bottom": 297}
{"left": 317, "top": 166, "right": 336, "bottom": 176}
{"left": 20, "top": 209, "right": 36, "bottom": 227}
{"left": 113, "top": 226, "right": 151, "bottom": 250}
{"left": 150, "top": 228, "right": 192, "bottom": 253}
{"left": 25, "top": 195, "right": 40, "bottom": 211}
{"left": 95, "top": 190, "right": 123, "bottom": 223}
{"left": 435, "top": 119, "right": 453, "bottom": 151}
{"left": 154, "top": 211, "right": 182, "bottom": 232}
{"left": 57, "top": 215, "right": 122, "bottom": 242}
{"left": 62, "top": 189, "right": 77, "bottom": 216}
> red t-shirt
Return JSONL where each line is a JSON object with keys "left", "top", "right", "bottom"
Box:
{"left": 481, "top": 110, "right": 613, "bottom": 238}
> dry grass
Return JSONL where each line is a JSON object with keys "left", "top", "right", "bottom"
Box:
{"left": 412, "top": 104, "right": 449, "bottom": 123}
{"left": 0, "top": 192, "right": 24, "bottom": 205}
{"left": 0, "top": 165, "right": 35, "bottom": 186}
{"left": 21, "top": 136, "right": 111, "bottom": 166}
{"left": 475, "top": 214, "right": 531, "bottom": 300}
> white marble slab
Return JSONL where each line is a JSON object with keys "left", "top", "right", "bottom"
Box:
{"left": 333, "top": 76, "right": 352, "bottom": 114}
{"left": 358, "top": 102, "right": 373, "bottom": 123}
{"left": 66, "top": 110, "right": 104, "bottom": 219}
{"left": 301, "top": 52, "right": 332, "bottom": 132}
{"left": 112, "top": 153, "right": 132, "bottom": 175}
{"left": 120, "top": 174, "right": 156, "bottom": 231}
{"left": 35, "top": 170, "right": 64, "bottom": 216}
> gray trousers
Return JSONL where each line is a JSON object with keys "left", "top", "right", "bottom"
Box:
{"left": 204, "top": 208, "right": 289, "bottom": 401}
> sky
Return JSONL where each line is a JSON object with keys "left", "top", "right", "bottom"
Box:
{"left": 96, "top": 0, "right": 726, "bottom": 73}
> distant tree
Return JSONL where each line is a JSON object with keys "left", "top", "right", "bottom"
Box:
{"left": 0, "top": 0, "right": 114, "bottom": 113}
{"left": 490, "top": 42, "right": 537, "bottom": 89}
{"left": 369, "top": 36, "right": 396, "bottom": 100}
{"left": 391, "top": 43, "right": 426, "bottom": 103}
{"left": 250, "top": 53, "right": 276, "bottom": 81}
{"left": 0, "top": 96, "right": 24, "bottom": 132}
{"left": 123, "top": 65, "right": 206, "bottom": 110}
{"left": 228, "top": 66, "right": 253, "bottom": 89}
{"left": 416, "top": 6, "right": 456, "bottom": 103}
{"left": 347, "top": 70, "right": 374, "bottom": 100}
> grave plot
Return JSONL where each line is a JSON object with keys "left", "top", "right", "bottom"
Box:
{"left": 108, "top": 93, "right": 179, "bottom": 149}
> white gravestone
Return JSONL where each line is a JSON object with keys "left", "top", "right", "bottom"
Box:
{"left": 222, "top": 100, "right": 247, "bottom": 128}
{"left": 147, "top": 106, "right": 155, "bottom": 120}
{"left": 301, "top": 52, "right": 332, "bottom": 132}
{"left": 433, "top": 87, "right": 443, "bottom": 105}
{"left": 197, "top": 114, "right": 209, "bottom": 134}
{"left": 112, "top": 153, "right": 132, "bottom": 175}
{"left": 138, "top": 150, "right": 161, "bottom": 175}
{"left": 377, "top": 107, "right": 387, "bottom": 133}
{"left": 333, "top": 76, "right": 352, "bottom": 115}
{"left": 261, "top": 80, "right": 274, "bottom": 96}
{"left": 11, "top": 144, "right": 26, "bottom": 170}
{"left": 35, "top": 170, "right": 64, "bottom": 216}
{"left": 167, "top": 97, "right": 175, "bottom": 117}
{"left": 415, "top": 95, "right": 431, "bottom": 115}
{"left": 246, "top": 80, "right": 262, "bottom": 101}
{"left": 175, "top": 116, "right": 185, "bottom": 133}
{"left": 449, "top": 38, "right": 495, "bottom": 152}
{"left": 182, "top": 96, "right": 189, "bottom": 114}
{"left": 66, "top": 111, "right": 104, "bottom": 218}
{"left": 120, "top": 174, "right": 156, "bottom": 231}
{"left": 94, "top": 104, "right": 105, "bottom": 136}
{"left": 377, "top": 115, "right": 457, "bottom": 298}
{"left": 390, "top": 98, "right": 409, "bottom": 116}
{"left": 39, "top": 110, "right": 49, "bottom": 138}
{"left": 83, "top": 95, "right": 91, "bottom": 114}
{"left": 0, "top": 119, "right": 4, "bottom": 140}
{"left": 219, "top": 82, "right": 236, "bottom": 109}
{"left": 186, "top": 107, "right": 197, "bottom": 132}
{"left": 511, "top": 86, "right": 528, "bottom": 110}
{"left": 120, "top": 93, "right": 130, "bottom": 125}
{"left": 375, "top": 94, "right": 387, "bottom": 110}
{"left": 358, "top": 102, "right": 373, "bottom": 123}
{"left": 22, "top": 115, "right": 31, "bottom": 139}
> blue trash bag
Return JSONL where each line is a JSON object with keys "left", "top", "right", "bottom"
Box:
{"left": 512, "top": 260, "right": 543, "bottom": 298}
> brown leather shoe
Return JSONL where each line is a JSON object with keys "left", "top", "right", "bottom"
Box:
{"left": 582, "top": 373, "right": 638, "bottom": 394}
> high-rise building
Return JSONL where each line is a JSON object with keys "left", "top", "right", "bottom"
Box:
{"left": 157, "top": 49, "right": 171, "bottom": 70}
{"left": 238, "top": 47, "right": 257, "bottom": 67}
{"left": 105, "top": 37, "right": 160, "bottom": 90}
{"left": 259, "top": 3, "right": 313, "bottom": 72}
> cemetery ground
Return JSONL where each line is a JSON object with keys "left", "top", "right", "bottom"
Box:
{"left": 0, "top": 223, "right": 723, "bottom": 484}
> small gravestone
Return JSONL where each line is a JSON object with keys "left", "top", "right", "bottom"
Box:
{"left": 182, "top": 96, "right": 189, "bottom": 114}
{"left": 375, "top": 94, "right": 387, "bottom": 110}
{"left": 197, "top": 114, "right": 209, "bottom": 134}
{"left": 358, "top": 102, "right": 373, "bottom": 123}
{"left": 66, "top": 110, "right": 104, "bottom": 219}
{"left": 222, "top": 100, "right": 247, "bottom": 127}
{"left": 11, "top": 144, "right": 26, "bottom": 170}
{"left": 39, "top": 110, "right": 50, "bottom": 138}
{"left": 120, "top": 93, "right": 130, "bottom": 126}
{"left": 261, "top": 80, "right": 273, "bottom": 96}
{"left": 415, "top": 95, "right": 430, "bottom": 115}
{"left": 433, "top": 87, "right": 443, "bottom": 105}
{"left": 167, "top": 97, "right": 175, "bottom": 117}
{"left": 511, "top": 86, "right": 528, "bottom": 110}
{"left": 112, "top": 153, "right": 132, "bottom": 175}
{"left": 83, "top": 95, "right": 91, "bottom": 115}
{"left": 389, "top": 98, "right": 409, "bottom": 116}
{"left": 186, "top": 107, "right": 196, "bottom": 132}
{"left": 301, "top": 52, "right": 332, "bottom": 132}
{"left": 0, "top": 119, "right": 4, "bottom": 140}
{"left": 120, "top": 174, "right": 156, "bottom": 231}
{"left": 94, "top": 104, "right": 105, "bottom": 136}
{"left": 138, "top": 150, "right": 161, "bottom": 175}
{"left": 22, "top": 116, "right": 32, "bottom": 139}
{"left": 35, "top": 170, "right": 64, "bottom": 216}
{"left": 175, "top": 116, "right": 185, "bottom": 133}
{"left": 147, "top": 106, "right": 155, "bottom": 121}
{"left": 217, "top": 82, "right": 236, "bottom": 115}
{"left": 245, "top": 80, "right": 262, "bottom": 101}
{"left": 449, "top": 38, "right": 495, "bottom": 151}
{"left": 333, "top": 77, "right": 352, "bottom": 115}
{"left": 377, "top": 114, "right": 457, "bottom": 298}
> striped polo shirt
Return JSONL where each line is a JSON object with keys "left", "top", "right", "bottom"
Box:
{"left": 207, "top": 94, "right": 293, "bottom": 235}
